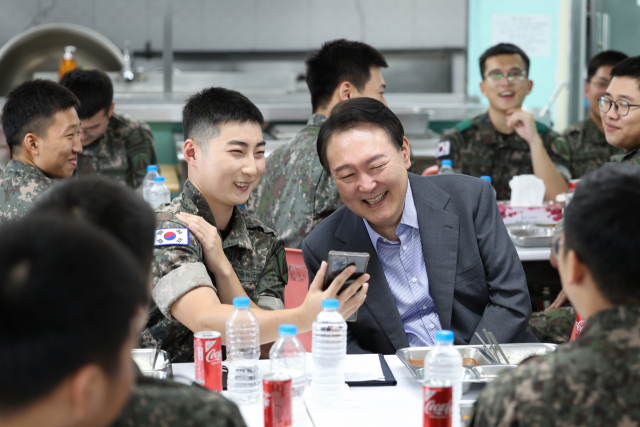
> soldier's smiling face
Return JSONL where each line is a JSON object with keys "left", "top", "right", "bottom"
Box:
{"left": 480, "top": 54, "right": 533, "bottom": 113}
{"left": 192, "top": 120, "right": 266, "bottom": 209}
{"left": 34, "top": 107, "right": 83, "bottom": 179}
{"left": 601, "top": 76, "right": 640, "bottom": 151}
{"left": 78, "top": 104, "right": 113, "bottom": 146}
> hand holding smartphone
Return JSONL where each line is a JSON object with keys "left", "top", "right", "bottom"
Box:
{"left": 323, "top": 251, "right": 369, "bottom": 321}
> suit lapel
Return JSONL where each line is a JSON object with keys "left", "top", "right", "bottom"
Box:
{"left": 335, "top": 211, "right": 410, "bottom": 351}
{"left": 409, "top": 174, "right": 459, "bottom": 331}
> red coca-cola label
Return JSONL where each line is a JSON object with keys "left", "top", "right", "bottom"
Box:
{"left": 194, "top": 331, "right": 222, "bottom": 392}
{"left": 263, "top": 374, "right": 292, "bottom": 427}
{"left": 423, "top": 385, "right": 452, "bottom": 427}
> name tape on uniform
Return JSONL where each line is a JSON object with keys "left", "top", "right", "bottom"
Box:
{"left": 434, "top": 141, "right": 450, "bottom": 159}
{"left": 155, "top": 227, "right": 189, "bottom": 246}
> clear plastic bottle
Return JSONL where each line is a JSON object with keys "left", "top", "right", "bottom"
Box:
{"left": 424, "top": 330, "right": 462, "bottom": 427}
{"left": 147, "top": 176, "right": 171, "bottom": 210}
{"left": 439, "top": 159, "right": 454, "bottom": 174}
{"left": 226, "top": 297, "right": 261, "bottom": 404}
{"left": 270, "top": 324, "right": 307, "bottom": 427}
{"left": 311, "top": 299, "right": 346, "bottom": 405}
{"left": 142, "top": 165, "right": 160, "bottom": 203}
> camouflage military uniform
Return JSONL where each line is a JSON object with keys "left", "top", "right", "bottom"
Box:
{"left": 609, "top": 144, "right": 640, "bottom": 166}
{"left": 112, "top": 373, "right": 246, "bottom": 427}
{"left": 527, "top": 305, "right": 575, "bottom": 344}
{"left": 140, "top": 179, "right": 288, "bottom": 362}
{"left": 246, "top": 114, "right": 343, "bottom": 249}
{"left": 565, "top": 117, "right": 624, "bottom": 178}
{"left": 437, "top": 113, "right": 571, "bottom": 200}
{"left": 0, "top": 160, "right": 54, "bottom": 222}
{"left": 75, "top": 112, "right": 157, "bottom": 189}
{"left": 468, "top": 305, "right": 640, "bottom": 426}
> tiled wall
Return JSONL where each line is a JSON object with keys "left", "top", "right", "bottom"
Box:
{"left": 0, "top": 0, "right": 467, "bottom": 52}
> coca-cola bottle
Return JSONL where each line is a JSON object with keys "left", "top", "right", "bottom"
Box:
{"left": 423, "top": 378, "right": 453, "bottom": 427}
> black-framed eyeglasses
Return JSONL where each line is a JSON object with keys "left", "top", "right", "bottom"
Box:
{"left": 485, "top": 70, "right": 527, "bottom": 84}
{"left": 552, "top": 234, "right": 563, "bottom": 259}
{"left": 598, "top": 96, "right": 640, "bottom": 116}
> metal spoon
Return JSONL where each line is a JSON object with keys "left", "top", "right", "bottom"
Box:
{"left": 475, "top": 332, "right": 498, "bottom": 362}
{"left": 152, "top": 339, "right": 163, "bottom": 370}
{"left": 487, "top": 332, "right": 510, "bottom": 365}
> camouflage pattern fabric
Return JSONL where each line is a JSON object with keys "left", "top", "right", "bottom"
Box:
{"left": 437, "top": 113, "right": 571, "bottom": 200}
{"left": 246, "top": 114, "right": 343, "bottom": 249}
{"left": 468, "top": 305, "right": 640, "bottom": 426}
{"left": 608, "top": 144, "right": 640, "bottom": 166}
{"left": 565, "top": 117, "right": 624, "bottom": 179}
{"left": 112, "top": 373, "right": 246, "bottom": 427}
{"left": 527, "top": 305, "right": 575, "bottom": 344}
{"left": 140, "top": 179, "right": 287, "bottom": 363}
{"left": 75, "top": 112, "right": 157, "bottom": 189}
{"left": 0, "top": 160, "right": 54, "bottom": 222}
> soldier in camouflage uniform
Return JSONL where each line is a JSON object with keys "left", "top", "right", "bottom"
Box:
{"left": 60, "top": 69, "right": 157, "bottom": 189}
{"left": 112, "top": 372, "right": 246, "bottom": 427}
{"left": 565, "top": 51, "right": 628, "bottom": 178}
{"left": 141, "top": 179, "right": 288, "bottom": 362}
{"left": 0, "top": 160, "right": 54, "bottom": 222}
{"left": 0, "top": 79, "right": 82, "bottom": 222}
{"left": 468, "top": 164, "right": 640, "bottom": 426}
{"left": 246, "top": 39, "right": 388, "bottom": 249}
{"left": 438, "top": 44, "right": 571, "bottom": 201}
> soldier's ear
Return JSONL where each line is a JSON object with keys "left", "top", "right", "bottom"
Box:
{"left": 337, "top": 81, "right": 354, "bottom": 101}
{"left": 23, "top": 133, "right": 41, "bottom": 156}
{"left": 183, "top": 139, "right": 199, "bottom": 166}
{"left": 526, "top": 79, "right": 533, "bottom": 95}
{"left": 107, "top": 102, "right": 115, "bottom": 118}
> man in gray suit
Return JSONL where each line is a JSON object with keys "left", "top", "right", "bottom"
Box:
{"left": 302, "top": 98, "right": 537, "bottom": 354}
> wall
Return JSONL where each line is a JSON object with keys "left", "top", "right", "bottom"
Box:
{"left": 0, "top": 0, "right": 467, "bottom": 52}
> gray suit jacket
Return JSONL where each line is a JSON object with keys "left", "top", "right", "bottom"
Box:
{"left": 302, "top": 173, "right": 537, "bottom": 354}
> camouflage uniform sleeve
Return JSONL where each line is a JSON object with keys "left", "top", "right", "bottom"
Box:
{"left": 436, "top": 128, "right": 464, "bottom": 170}
{"left": 152, "top": 223, "right": 215, "bottom": 320}
{"left": 112, "top": 374, "right": 247, "bottom": 427}
{"left": 543, "top": 128, "right": 572, "bottom": 181}
{"left": 124, "top": 120, "right": 158, "bottom": 189}
{"left": 311, "top": 169, "right": 343, "bottom": 230}
{"left": 255, "top": 237, "right": 288, "bottom": 311}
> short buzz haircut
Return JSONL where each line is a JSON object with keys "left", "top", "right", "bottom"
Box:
{"left": 564, "top": 164, "right": 640, "bottom": 305}
{"left": 59, "top": 69, "right": 114, "bottom": 119}
{"left": 587, "top": 50, "right": 628, "bottom": 81}
{"left": 1, "top": 79, "right": 79, "bottom": 156}
{"left": 479, "top": 43, "right": 530, "bottom": 79}
{"left": 610, "top": 56, "right": 640, "bottom": 90}
{"left": 0, "top": 215, "right": 148, "bottom": 414}
{"left": 317, "top": 97, "right": 404, "bottom": 174}
{"left": 182, "top": 87, "right": 264, "bottom": 149}
{"left": 305, "top": 39, "right": 388, "bottom": 112}
{"left": 30, "top": 177, "right": 156, "bottom": 278}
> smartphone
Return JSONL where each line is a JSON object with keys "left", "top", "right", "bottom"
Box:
{"left": 323, "top": 251, "right": 370, "bottom": 293}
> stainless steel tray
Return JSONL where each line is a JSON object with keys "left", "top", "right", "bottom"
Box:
{"left": 396, "top": 343, "right": 557, "bottom": 393}
{"left": 506, "top": 223, "right": 555, "bottom": 247}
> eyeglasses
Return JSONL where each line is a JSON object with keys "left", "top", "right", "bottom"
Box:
{"left": 598, "top": 97, "right": 640, "bottom": 116}
{"left": 485, "top": 70, "right": 527, "bottom": 84}
{"left": 552, "top": 234, "right": 563, "bottom": 259}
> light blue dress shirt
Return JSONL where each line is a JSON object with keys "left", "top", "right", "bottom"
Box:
{"left": 363, "top": 180, "right": 442, "bottom": 347}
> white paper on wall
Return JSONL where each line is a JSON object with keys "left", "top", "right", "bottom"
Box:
{"left": 491, "top": 14, "right": 552, "bottom": 57}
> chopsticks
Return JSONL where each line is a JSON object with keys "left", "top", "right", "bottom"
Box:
{"left": 475, "top": 330, "right": 511, "bottom": 365}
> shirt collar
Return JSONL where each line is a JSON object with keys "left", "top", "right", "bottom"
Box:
{"left": 363, "top": 178, "right": 418, "bottom": 247}
{"left": 307, "top": 114, "right": 328, "bottom": 127}
{"left": 4, "top": 160, "right": 51, "bottom": 179}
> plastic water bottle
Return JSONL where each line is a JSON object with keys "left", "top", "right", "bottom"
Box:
{"left": 142, "top": 165, "right": 159, "bottom": 202}
{"left": 147, "top": 176, "right": 171, "bottom": 210}
{"left": 311, "top": 299, "right": 346, "bottom": 405}
{"left": 480, "top": 175, "right": 497, "bottom": 199}
{"left": 270, "top": 324, "right": 307, "bottom": 426}
{"left": 226, "top": 297, "right": 261, "bottom": 404}
{"left": 424, "top": 330, "right": 463, "bottom": 427}
{"left": 439, "top": 159, "right": 454, "bottom": 174}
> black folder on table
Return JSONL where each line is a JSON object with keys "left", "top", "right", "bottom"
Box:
{"left": 346, "top": 353, "right": 397, "bottom": 387}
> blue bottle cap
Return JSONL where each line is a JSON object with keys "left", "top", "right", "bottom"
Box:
{"left": 322, "top": 299, "right": 339, "bottom": 309}
{"left": 232, "top": 297, "right": 250, "bottom": 308}
{"left": 441, "top": 160, "right": 453, "bottom": 167}
{"left": 480, "top": 175, "right": 492, "bottom": 183}
{"left": 147, "top": 165, "right": 158, "bottom": 172}
{"left": 154, "top": 176, "right": 165, "bottom": 182}
{"left": 278, "top": 324, "right": 297, "bottom": 336}
{"left": 435, "top": 330, "right": 454, "bottom": 343}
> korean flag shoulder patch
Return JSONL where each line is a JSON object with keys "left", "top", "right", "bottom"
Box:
{"left": 155, "top": 227, "right": 190, "bottom": 246}
{"left": 434, "top": 140, "right": 451, "bottom": 159}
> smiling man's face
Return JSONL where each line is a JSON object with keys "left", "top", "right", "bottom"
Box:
{"left": 34, "top": 107, "right": 82, "bottom": 179}
{"left": 480, "top": 54, "right": 532, "bottom": 113}
{"left": 326, "top": 124, "right": 411, "bottom": 237}
{"left": 601, "top": 76, "right": 640, "bottom": 151}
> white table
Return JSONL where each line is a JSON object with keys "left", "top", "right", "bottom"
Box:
{"left": 174, "top": 355, "right": 482, "bottom": 427}
{"left": 515, "top": 246, "right": 551, "bottom": 262}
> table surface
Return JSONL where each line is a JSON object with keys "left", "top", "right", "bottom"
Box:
{"left": 174, "top": 355, "right": 482, "bottom": 427}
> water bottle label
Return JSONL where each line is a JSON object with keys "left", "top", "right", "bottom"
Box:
{"left": 154, "top": 227, "right": 190, "bottom": 246}
{"left": 434, "top": 141, "right": 450, "bottom": 159}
